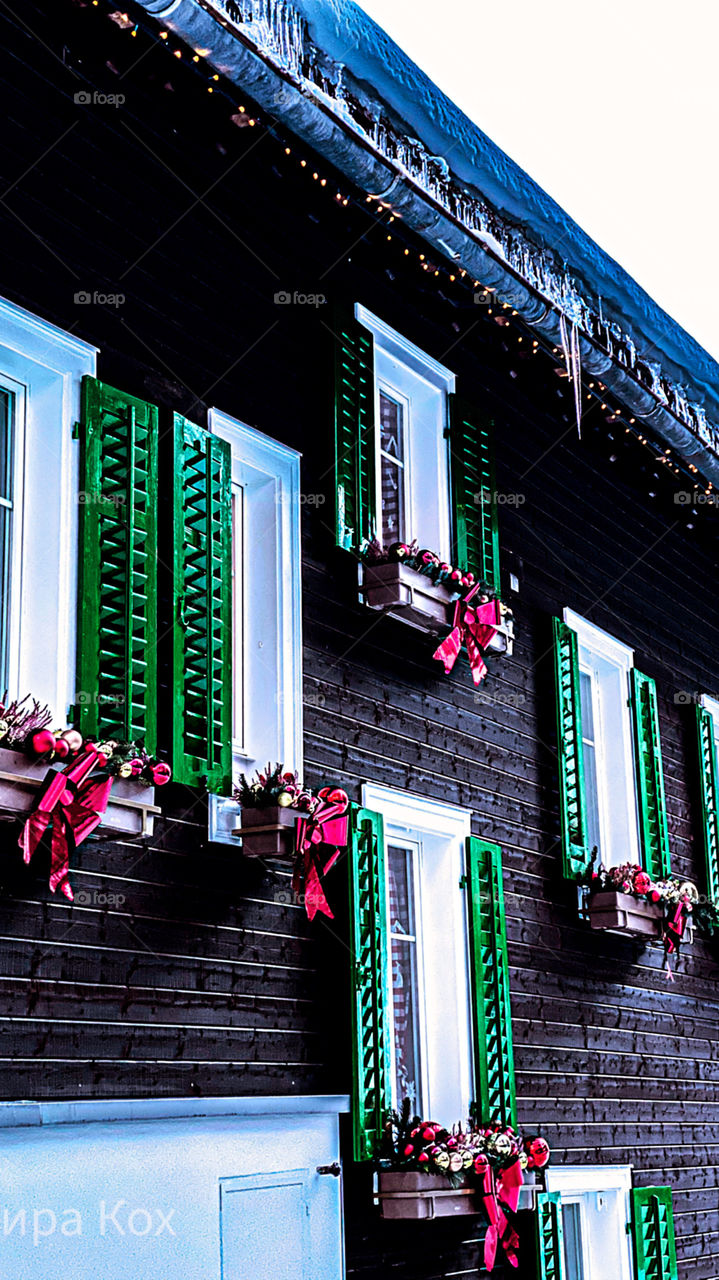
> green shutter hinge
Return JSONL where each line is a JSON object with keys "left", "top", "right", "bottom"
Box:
{"left": 459, "top": 874, "right": 468, "bottom": 890}
{"left": 72, "top": 420, "right": 81, "bottom": 439}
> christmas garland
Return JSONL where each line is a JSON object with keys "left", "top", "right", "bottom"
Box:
{"left": 378, "top": 1099, "right": 549, "bottom": 1271}
{"left": 363, "top": 537, "right": 504, "bottom": 603}
{"left": 581, "top": 857, "right": 719, "bottom": 976}
{"left": 0, "top": 694, "right": 171, "bottom": 786}
{"left": 236, "top": 765, "right": 349, "bottom": 920}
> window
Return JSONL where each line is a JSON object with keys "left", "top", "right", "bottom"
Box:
{"left": 208, "top": 411, "right": 302, "bottom": 843}
{"left": 697, "top": 694, "right": 719, "bottom": 904}
{"left": 545, "top": 1167, "right": 634, "bottom": 1280}
{"left": 564, "top": 609, "right": 640, "bottom": 868}
{"left": 361, "top": 783, "right": 473, "bottom": 1122}
{"left": 355, "top": 305, "right": 455, "bottom": 557}
{"left": 0, "top": 297, "right": 95, "bottom": 721}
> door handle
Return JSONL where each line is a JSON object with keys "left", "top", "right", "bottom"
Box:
{"left": 316, "top": 1162, "right": 341, "bottom": 1177}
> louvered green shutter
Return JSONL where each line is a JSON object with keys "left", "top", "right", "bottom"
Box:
{"left": 171, "top": 416, "right": 233, "bottom": 794}
{"left": 535, "top": 1192, "right": 565, "bottom": 1280}
{"left": 334, "top": 313, "right": 376, "bottom": 552}
{"left": 696, "top": 704, "right": 719, "bottom": 905}
{"left": 552, "top": 618, "right": 591, "bottom": 877}
{"left": 465, "top": 837, "right": 516, "bottom": 1128}
{"left": 631, "top": 1187, "right": 678, "bottom": 1280}
{"left": 76, "top": 376, "right": 158, "bottom": 750}
{"left": 448, "top": 394, "right": 500, "bottom": 591}
{"left": 630, "top": 671, "right": 670, "bottom": 881}
{"left": 348, "top": 803, "right": 391, "bottom": 1162}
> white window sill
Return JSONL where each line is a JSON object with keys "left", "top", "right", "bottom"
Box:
{"left": 0, "top": 746, "right": 160, "bottom": 838}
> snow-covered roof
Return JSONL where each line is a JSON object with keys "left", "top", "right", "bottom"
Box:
{"left": 153, "top": 0, "right": 719, "bottom": 465}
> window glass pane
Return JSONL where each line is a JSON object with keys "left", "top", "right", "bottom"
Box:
{"left": 562, "top": 1202, "right": 585, "bottom": 1280}
{"left": 580, "top": 670, "right": 602, "bottom": 856}
{"left": 0, "top": 389, "right": 14, "bottom": 691}
{"left": 379, "top": 391, "right": 404, "bottom": 546}
{"left": 387, "top": 844, "right": 422, "bottom": 1110}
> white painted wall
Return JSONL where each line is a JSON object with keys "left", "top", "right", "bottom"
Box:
{"left": 0, "top": 1097, "right": 347, "bottom": 1280}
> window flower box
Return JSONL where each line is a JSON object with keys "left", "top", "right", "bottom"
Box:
{"left": 588, "top": 890, "right": 663, "bottom": 938}
{"left": 360, "top": 561, "right": 514, "bottom": 654}
{"left": 234, "top": 804, "right": 296, "bottom": 859}
{"left": 377, "top": 1170, "right": 480, "bottom": 1220}
{"left": 0, "top": 746, "right": 160, "bottom": 838}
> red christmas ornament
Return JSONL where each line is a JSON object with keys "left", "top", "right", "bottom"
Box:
{"left": 474, "top": 1153, "right": 489, "bottom": 1174}
{"left": 418, "top": 1151, "right": 429, "bottom": 1164}
{"left": 403, "top": 1143, "right": 414, "bottom": 1157}
{"left": 650, "top": 889, "right": 661, "bottom": 903}
{"left": 151, "top": 762, "right": 172, "bottom": 786}
{"left": 526, "top": 1137, "right": 550, "bottom": 1170}
{"left": 128, "top": 757, "right": 144, "bottom": 776}
{"left": 421, "top": 1128, "right": 435, "bottom": 1141}
{"left": 634, "top": 871, "right": 651, "bottom": 895}
{"left": 30, "top": 729, "right": 56, "bottom": 757}
{"left": 53, "top": 737, "right": 70, "bottom": 760}
{"left": 96, "top": 752, "right": 109, "bottom": 768}
{"left": 317, "top": 786, "right": 349, "bottom": 807}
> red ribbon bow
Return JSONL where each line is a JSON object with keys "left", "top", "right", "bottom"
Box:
{"left": 479, "top": 1157, "right": 523, "bottom": 1272}
{"left": 292, "top": 798, "right": 349, "bottom": 921}
{"left": 663, "top": 899, "right": 689, "bottom": 982}
{"left": 433, "top": 586, "right": 501, "bottom": 685}
{"left": 18, "top": 747, "right": 113, "bottom": 900}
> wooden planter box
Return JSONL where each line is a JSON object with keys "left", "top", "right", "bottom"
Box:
{"left": 0, "top": 746, "right": 160, "bottom": 837}
{"left": 360, "top": 562, "right": 514, "bottom": 655}
{"left": 589, "top": 890, "right": 663, "bottom": 938}
{"left": 235, "top": 805, "right": 297, "bottom": 858}
{"left": 377, "top": 1170, "right": 480, "bottom": 1220}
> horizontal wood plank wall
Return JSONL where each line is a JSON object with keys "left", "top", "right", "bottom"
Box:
{"left": 0, "top": 2, "right": 717, "bottom": 1277}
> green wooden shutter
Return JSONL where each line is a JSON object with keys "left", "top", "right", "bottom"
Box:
{"left": 465, "top": 836, "right": 516, "bottom": 1128}
{"left": 334, "top": 313, "right": 376, "bottom": 552}
{"left": 171, "top": 416, "right": 233, "bottom": 794}
{"left": 631, "top": 1187, "right": 678, "bottom": 1280}
{"left": 535, "top": 1192, "right": 566, "bottom": 1280}
{"left": 552, "top": 618, "right": 591, "bottom": 877}
{"left": 448, "top": 394, "right": 500, "bottom": 591}
{"left": 348, "top": 803, "right": 391, "bottom": 1162}
{"left": 630, "top": 670, "right": 670, "bottom": 881}
{"left": 696, "top": 704, "right": 719, "bottom": 905}
{"left": 76, "top": 376, "right": 158, "bottom": 750}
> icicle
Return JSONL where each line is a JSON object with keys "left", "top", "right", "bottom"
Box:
{"left": 559, "top": 314, "right": 583, "bottom": 438}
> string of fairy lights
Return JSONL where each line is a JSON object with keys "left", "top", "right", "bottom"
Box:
{"left": 100, "top": 3, "right": 715, "bottom": 519}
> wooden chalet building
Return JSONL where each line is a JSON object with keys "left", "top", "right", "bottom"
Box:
{"left": 0, "top": 1, "right": 718, "bottom": 1277}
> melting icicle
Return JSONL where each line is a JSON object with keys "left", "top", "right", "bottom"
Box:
{"left": 559, "top": 314, "right": 583, "bottom": 438}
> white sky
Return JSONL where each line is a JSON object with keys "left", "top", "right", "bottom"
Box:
{"left": 356, "top": 0, "right": 719, "bottom": 362}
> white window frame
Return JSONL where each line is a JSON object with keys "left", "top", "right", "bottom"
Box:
{"left": 208, "top": 411, "right": 302, "bottom": 844}
{"left": 564, "top": 608, "right": 640, "bottom": 868}
{"left": 355, "top": 303, "right": 455, "bottom": 558}
{"left": 362, "top": 781, "right": 473, "bottom": 1122}
{"left": 701, "top": 693, "right": 719, "bottom": 747}
{"left": 545, "top": 1165, "right": 634, "bottom": 1280}
{"left": 0, "top": 297, "right": 96, "bottom": 723}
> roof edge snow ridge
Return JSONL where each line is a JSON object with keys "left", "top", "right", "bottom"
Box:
{"left": 137, "top": 0, "right": 719, "bottom": 480}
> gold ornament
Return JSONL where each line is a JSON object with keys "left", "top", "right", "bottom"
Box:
{"left": 276, "top": 790, "right": 294, "bottom": 808}
{"left": 118, "top": 763, "right": 133, "bottom": 778}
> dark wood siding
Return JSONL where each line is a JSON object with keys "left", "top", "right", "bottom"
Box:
{"left": 0, "top": 2, "right": 717, "bottom": 1276}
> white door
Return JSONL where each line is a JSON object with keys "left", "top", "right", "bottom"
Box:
{"left": 220, "top": 1171, "right": 310, "bottom": 1280}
